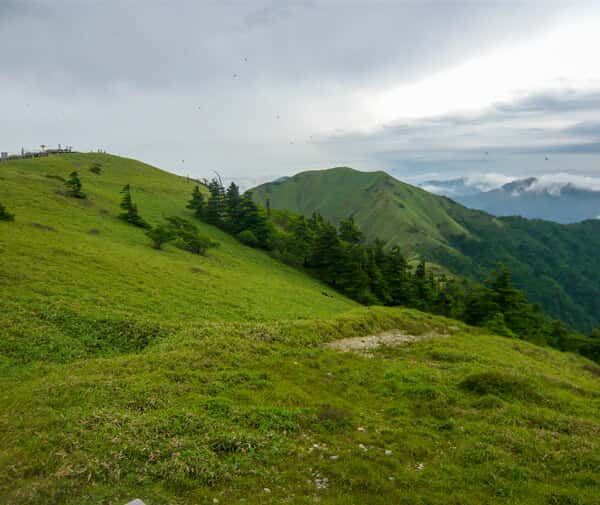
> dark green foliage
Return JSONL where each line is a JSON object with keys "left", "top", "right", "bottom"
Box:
{"left": 119, "top": 184, "right": 150, "bottom": 228}
{"left": 237, "top": 229, "right": 259, "bottom": 247}
{"left": 191, "top": 179, "right": 272, "bottom": 249}
{"left": 146, "top": 225, "right": 175, "bottom": 250}
{"left": 165, "top": 216, "right": 218, "bottom": 255}
{"left": 339, "top": 216, "right": 364, "bottom": 244}
{"left": 64, "top": 171, "right": 86, "bottom": 198}
{"left": 0, "top": 202, "right": 15, "bottom": 221}
{"left": 89, "top": 162, "right": 102, "bottom": 175}
{"left": 205, "top": 179, "right": 226, "bottom": 226}
{"left": 186, "top": 185, "right": 205, "bottom": 218}
{"left": 225, "top": 182, "right": 243, "bottom": 233}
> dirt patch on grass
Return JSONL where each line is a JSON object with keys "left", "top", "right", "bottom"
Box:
{"left": 326, "top": 330, "right": 443, "bottom": 353}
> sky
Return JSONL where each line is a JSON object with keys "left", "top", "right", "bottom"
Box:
{"left": 1, "top": 0, "right": 600, "bottom": 189}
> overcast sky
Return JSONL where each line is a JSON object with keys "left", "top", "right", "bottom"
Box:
{"left": 2, "top": 0, "right": 600, "bottom": 188}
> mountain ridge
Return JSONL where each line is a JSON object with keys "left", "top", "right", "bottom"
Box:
{"left": 252, "top": 167, "right": 600, "bottom": 331}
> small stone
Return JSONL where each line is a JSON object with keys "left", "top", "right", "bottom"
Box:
{"left": 357, "top": 426, "right": 366, "bottom": 432}
{"left": 264, "top": 488, "right": 271, "bottom": 493}
{"left": 358, "top": 443, "right": 367, "bottom": 451}
{"left": 385, "top": 449, "right": 392, "bottom": 456}
{"left": 329, "top": 455, "right": 339, "bottom": 461}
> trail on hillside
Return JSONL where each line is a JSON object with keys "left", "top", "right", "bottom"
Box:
{"left": 326, "top": 329, "right": 446, "bottom": 354}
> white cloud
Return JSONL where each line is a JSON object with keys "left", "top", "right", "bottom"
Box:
{"left": 527, "top": 173, "right": 600, "bottom": 194}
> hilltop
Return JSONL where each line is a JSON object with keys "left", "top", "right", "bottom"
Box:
{"left": 252, "top": 167, "right": 600, "bottom": 331}
{"left": 1, "top": 154, "right": 599, "bottom": 504}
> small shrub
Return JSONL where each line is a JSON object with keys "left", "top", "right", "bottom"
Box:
{"left": 237, "top": 229, "right": 259, "bottom": 247}
{"left": 164, "top": 216, "right": 218, "bottom": 255}
{"left": 0, "top": 202, "right": 15, "bottom": 221}
{"left": 146, "top": 225, "right": 175, "bottom": 250}
{"left": 89, "top": 162, "right": 102, "bottom": 175}
{"left": 64, "top": 171, "right": 86, "bottom": 198}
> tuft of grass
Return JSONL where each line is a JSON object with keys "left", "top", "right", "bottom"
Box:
{"left": 459, "top": 371, "right": 538, "bottom": 401}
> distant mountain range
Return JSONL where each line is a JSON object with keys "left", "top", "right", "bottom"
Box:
{"left": 252, "top": 167, "right": 600, "bottom": 331}
{"left": 420, "top": 176, "right": 600, "bottom": 224}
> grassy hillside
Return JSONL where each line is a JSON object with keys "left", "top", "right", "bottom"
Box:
{"left": 252, "top": 167, "right": 600, "bottom": 331}
{"left": 253, "top": 167, "right": 470, "bottom": 258}
{"left": 1, "top": 154, "right": 599, "bottom": 504}
{"left": 0, "top": 154, "right": 357, "bottom": 364}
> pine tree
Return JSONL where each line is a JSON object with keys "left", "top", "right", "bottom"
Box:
{"left": 119, "top": 184, "right": 149, "bottom": 228}
{"left": 186, "top": 185, "right": 206, "bottom": 218}
{"left": 384, "top": 247, "right": 411, "bottom": 306}
{"left": 308, "top": 221, "right": 343, "bottom": 284}
{"left": 365, "top": 245, "right": 390, "bottom": 304}
{"left": 339, "top": 217, "right": 364, "bottom": 244}
{"left": 290, "top": 216, "right": 314, "bottom": 266}
{"left": 64, "top": 171, "right": 86, "bottom": 198}
{"left": 0, "top": 202, "right": 15, "bottom": 221}
{"left": 239, "top": 192, "right": 271, "bottom": 248}
{"left": 205, "top": 179, "right": 226, "bottom": 227}
{"left": 225, "top": 182, "right": 243, "bottom": 233}
{"left": 336, "top": 242, "right": 373, "bottom": 302}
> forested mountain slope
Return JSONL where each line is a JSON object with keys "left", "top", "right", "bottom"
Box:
{"left": 252, "top": 167, "right": 600, "bottom": 331}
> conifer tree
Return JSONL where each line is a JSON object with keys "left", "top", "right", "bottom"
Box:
{"left": 336, "top": 242, "right": 373, "bottom": 302}
{"left": 384, "top": 247, "right": 411, "bottom": 305}
{"left": 239, "top": 192, "right": 271, "bottom": 248}
{"left": 308, "top": 221, "right": 343, "bottom": 284}
{"left": 365, "top": 245, "right": 390, "bottom": 304}
{"left": 119, "top": 184, "right": 149, "bottom": 228}
{"left": 339, "top": 217, "right": 364, "bottom": 244}
{"left": 186, "top": 185, "right": 206, "bottom": 218}
{"left": 64, "top": 171, "right": 86, "bottom": 198}
{"left": 0, "top": 202, "right": 15, "bottom": 221}
{"left": 290, "top": 216, "right": 314, "bottom": 266}
{"left": 205, "top": 178, "right": 226, "bottom": 227}
{"left": 225, "top": 182, "right": 243, "bottom": 233}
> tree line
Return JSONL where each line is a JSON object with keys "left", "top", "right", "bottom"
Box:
{"left": 185, "top": 179, "right": 600, "bottom": 362}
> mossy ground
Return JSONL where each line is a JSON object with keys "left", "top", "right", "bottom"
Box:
{"left": 1, "top": 155, "right": 599, "bottom": 504}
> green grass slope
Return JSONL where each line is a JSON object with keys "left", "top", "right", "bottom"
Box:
{"left": 252, "top": 167, "right": 600, "bottom": 331}
{"left": 0, "top": 154, "right": 356, "bottom": 364}
{"left": 1, "top": 154, "right": 599, "bottom": 504}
